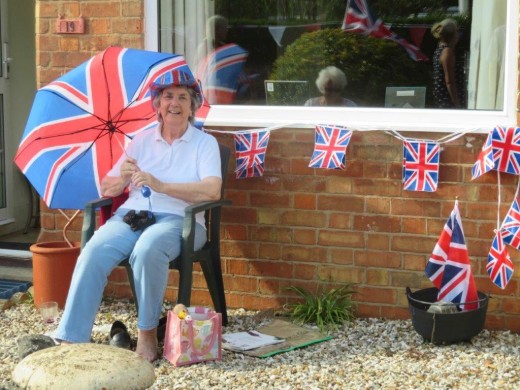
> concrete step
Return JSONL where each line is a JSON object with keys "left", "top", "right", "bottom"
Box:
{"left": 0, "top": 248, "right": 33, "bottom": 284}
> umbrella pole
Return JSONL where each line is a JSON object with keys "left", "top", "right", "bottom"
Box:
{"left": 58, "top": 209, "right": 81, "bottom": 247}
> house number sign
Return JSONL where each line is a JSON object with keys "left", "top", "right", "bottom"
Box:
{"left": 56, "top": 16, "right": 85, "bottom": 34}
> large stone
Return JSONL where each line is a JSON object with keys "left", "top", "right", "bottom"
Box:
{"left": 12, "top": 343, "right": 155, "bottom": 390}
{"left": 17, "top": 335, "right": 57, "bottom": 361}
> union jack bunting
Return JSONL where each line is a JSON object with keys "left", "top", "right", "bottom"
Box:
{"left": 491, "top": 126, "right": 520, "bottom": 175}
{"left": 486, "top": 230, "right": 514, "bottom": 289}
{"left": 402, "top": 140, "right": 440, "bottom": 192}
{"left": 196, "top": 43, "right": 248, "bottom": 104}
{"left": 342, "top": 0, "right": 428, "bottom": 62}
{"left": 500, "top": 198, "right": 520, "bottom": 249}
{"left": 234, "top": 130, "right": 270, "bottom": 179}
{"left": 471, "top": 131, "right": 494, "bottom": 180}
{"left": 308, "top": 125, "right": 352, "bottom": 170}
{"left": 425, "top": 200, "right": 479, "bottom": 310}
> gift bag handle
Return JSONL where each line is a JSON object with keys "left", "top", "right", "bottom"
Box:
{"left": 187, "top": 313, "right": 220, "bottom": 357}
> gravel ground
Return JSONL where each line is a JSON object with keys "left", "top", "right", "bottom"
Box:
{"left": 2, "top": 296, "right": 520, "bottom": 389}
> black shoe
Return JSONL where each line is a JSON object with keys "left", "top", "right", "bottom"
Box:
{"left": 109, "top": 320, "right": 132, "bottom": 349}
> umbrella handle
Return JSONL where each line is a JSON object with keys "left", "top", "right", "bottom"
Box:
{"left": 58, "top": 209, "right": 81, "bottom": 247}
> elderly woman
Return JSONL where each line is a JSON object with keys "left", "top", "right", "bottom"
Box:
{"left": 54, "top": 70, "right": 222, "bottom": 362}
{"left": 431, "top": 18, "right": 465, "bottom": 108}
{"left": 304, "top": 66, "right": 356, "bottom": 107}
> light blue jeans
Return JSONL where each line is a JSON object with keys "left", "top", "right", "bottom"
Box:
{"left": 54, "top": 209, "right": 206, "bottom": 343}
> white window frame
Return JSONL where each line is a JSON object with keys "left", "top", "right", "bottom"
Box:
{"left": 144, "top": 0, "right": 519, "bottom": 133}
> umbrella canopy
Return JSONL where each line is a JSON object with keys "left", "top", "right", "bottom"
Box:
{"left": 196, "top": 43, "right": 248, "bottom": 104}
{"left": 14, "top": 47, "right": 209, "bottom": 210}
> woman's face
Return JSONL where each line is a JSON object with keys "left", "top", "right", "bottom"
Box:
{"left": 158, "top": 86, "right": 192, "bottom": 126}
{"left": 323, "top": 79, "right": 342, "bottom": 97}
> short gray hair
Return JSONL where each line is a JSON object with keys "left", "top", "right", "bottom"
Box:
{"left": 431, "top": 18, "right": 458, "bottom": 41}
{"left": 315, "top": 66, "right": 348, "bottom": 94}
{"left": 152, "top": 86, "right": 201, "bottom": 125}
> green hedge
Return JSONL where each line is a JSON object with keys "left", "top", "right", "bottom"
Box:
{"left": 269, "top": 28, "right": 433, "bottom": 107}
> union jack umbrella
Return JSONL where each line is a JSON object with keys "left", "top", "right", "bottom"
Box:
{"left": 196, "top": 43, "right": 248, "bottom": 104}
{"left": 14, "top": 47, "right": 209, "bottom": 209}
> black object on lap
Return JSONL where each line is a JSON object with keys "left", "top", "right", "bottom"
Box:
{"left": 123, "top": 210, "right": 156, "bottom": 231}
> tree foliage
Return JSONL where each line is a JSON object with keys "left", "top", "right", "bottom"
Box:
{"left": 269, "top": 28, "right": 432, "bottom": 106}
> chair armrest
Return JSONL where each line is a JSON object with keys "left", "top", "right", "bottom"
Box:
{"left": 181, "top": 199, "right": 232, "bottom": 251}
{"left": 81, "top": 197, "right": 114, "bottom": 249}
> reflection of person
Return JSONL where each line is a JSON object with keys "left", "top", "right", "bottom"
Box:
{"left": 304, "top": 66, "right": 356, "bottom": 107}
{"left": 431, "top": 18, "right": 465, "bottom": 108}
{"left": 196, "top": 15, "right": 229, "bottom": 65}
{"left": 54, "top": 70, "right": 222, "bottom": 362}
{"left": 195, "top": 15, "right": 249, "bottom": 105}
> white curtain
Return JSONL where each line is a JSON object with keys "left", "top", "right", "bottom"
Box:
{"left": 159, "top": 0, "right": 214, "bottom": 68}
{"left": 467, "top": 0, "right": 507, "bottom": 110}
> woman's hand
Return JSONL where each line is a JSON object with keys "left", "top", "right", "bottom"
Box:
{"left": 121, "top": 157, "right": 140, "bottom": 182}
{"left": 131, "top": 171, "right": 163, "bottom": 193}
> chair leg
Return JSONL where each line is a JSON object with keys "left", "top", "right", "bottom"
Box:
{"left": 199, "top": 256, "right": 228, "bottom": 326}
{"left": 124, "top": 263, "right": 139, "bottom": 312}
{"left": 176, "top": 262, "right": 193, "bottom": 307}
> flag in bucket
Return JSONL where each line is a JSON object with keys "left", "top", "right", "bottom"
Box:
{"left": 425, "top": 200, "right": 479, "bottom": 310}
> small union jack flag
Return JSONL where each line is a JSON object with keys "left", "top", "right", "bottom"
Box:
{"left": 501, "top": 198, "right": 520, "bottom": 249}
{"left": 402, "top": 140, "right": 440, "bottom": 192}
{"left": 486, "top": 230, "right": 514, "bottom": 289}
{"left": 234, "top": 130, "right": 270, "bottom": 179}
{"left": 425, "top": 200, "right": 479, "bottom": 310}
{"left": 471, "top": 131, "right": 494, "bottom": 180}
{"left": 492, "top": 126, "right": 520, "bottom": 175}
{"left": 342, "top": 0, "right": 428, "bottom": 62}
{"left": 308, "top": 125, "right": 352, "bottom": 170}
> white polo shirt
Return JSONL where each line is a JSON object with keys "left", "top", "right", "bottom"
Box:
{"left": 108, "top": 123, "right": 221, "bottom": 227}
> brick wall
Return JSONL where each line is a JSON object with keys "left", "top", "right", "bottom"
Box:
{"left": 35, "top": 0, "right": 520, "bottom": 332}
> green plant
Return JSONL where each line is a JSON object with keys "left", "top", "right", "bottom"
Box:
{"left": 269, "top": 28, "right": 433, "bottom": 107}
{"left": 286, "top": 284, "right": 355, "bottom": 332}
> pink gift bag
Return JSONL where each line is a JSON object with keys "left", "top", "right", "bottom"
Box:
{"left": 163, "top": 306, "right": 222, "bottom": 366}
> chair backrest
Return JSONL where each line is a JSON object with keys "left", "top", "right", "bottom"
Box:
{"left": 218, "top": 143, "right": 230, "bottom": 198}
{"left": 204, "top": 143, "right": 230, "bottom": 236}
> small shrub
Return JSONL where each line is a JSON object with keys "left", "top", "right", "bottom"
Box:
{"left": 286, "top": 284, "right": 355, "bottom": 332}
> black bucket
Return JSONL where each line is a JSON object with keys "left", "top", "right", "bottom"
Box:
{"left": 406, "top": 287, "right": 489, "bottom": 344}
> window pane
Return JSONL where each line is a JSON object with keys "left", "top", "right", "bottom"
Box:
{"left": 158, "top": 0, "right": 506, "bottom": 111}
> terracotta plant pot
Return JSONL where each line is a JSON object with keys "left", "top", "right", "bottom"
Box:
{"left": 406, "top": 287, "right": 489, "bottom": 344}
{"left": 31, "top": 241, "right": 80, "bottom": 309}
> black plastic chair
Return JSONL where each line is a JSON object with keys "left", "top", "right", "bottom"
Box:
{"left": 81, "top": 143, "right": 231, "bottom": 325}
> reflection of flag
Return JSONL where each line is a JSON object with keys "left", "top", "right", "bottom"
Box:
{"left": 308, "top": 125, "right": 352, "bottom": 170}
{"left": 234, "top": 130, "right": 270, "bottom": 179}
{"left": 402, "top": 140, "right": 440, "bottom": 192}
{"left": 196, "top": 43, "right": 248, "bottom": 104}
{"left": 425, "top": 201, "right": 478, "bottom": 310}
{"left": 501, "top": 198, "right": 520, "bottom": 249}
{"left": 471, "top": 132, "right": 494, "bottom": 180}
{"left": 342, "top": 0, "right": 428, "bottom": 62}
{"left": 486, "top": 230, "right": 514, "bottom": 289}
{"left": 492, "top": 126, "right": 520, "bottom": 175}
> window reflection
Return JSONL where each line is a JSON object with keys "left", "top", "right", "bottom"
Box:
{"left": 159, "top": 0, "right": 506, "bottom": 111}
